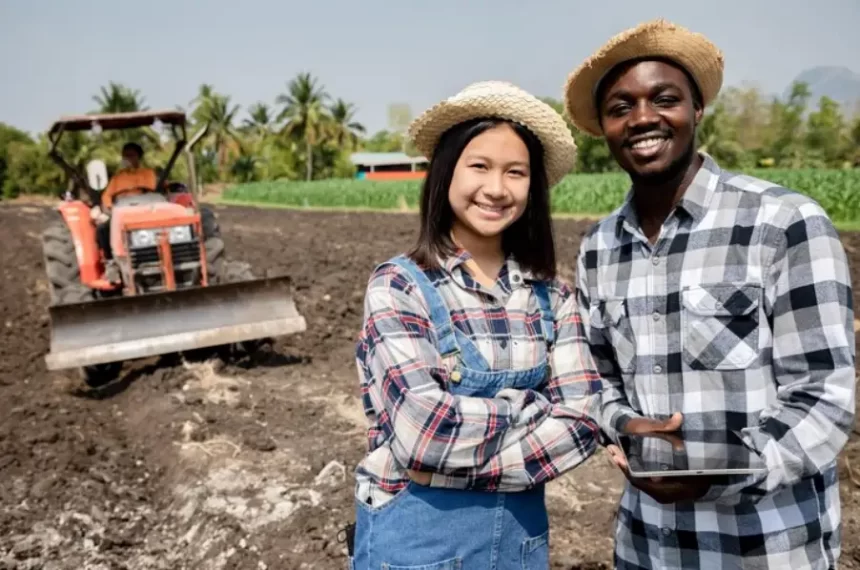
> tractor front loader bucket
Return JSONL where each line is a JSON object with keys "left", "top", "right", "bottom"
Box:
{"left": 44, "top": 276, "right": 306, "bottom": 371}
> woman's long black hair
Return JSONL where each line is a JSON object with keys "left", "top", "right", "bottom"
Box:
{"left": 408, "top": 117, "right": 556, "bottom": 280}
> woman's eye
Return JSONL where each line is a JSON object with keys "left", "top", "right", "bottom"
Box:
{"left": 470, "top": 163, "right": 488, "bottom": 170}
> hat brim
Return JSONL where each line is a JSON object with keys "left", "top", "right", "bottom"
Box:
{"left": 564, "top": 19, "right": 724, "bottom": 137}
{"left": 408, "top": 86, "right": 577, "bottom": 188}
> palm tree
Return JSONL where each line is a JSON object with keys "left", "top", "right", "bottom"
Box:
{"left": 91, "top": 83, "right": 157, "bottom": 148}
{"left": 93, "top": 82, "right": 148, "bottom": 113}
{"left": 276, "top": 72, "right": 330, "bottom": 181}
{"left": 240, "top": 103, "right": 278, "bottom": 178}
{"left": 190, "top": 84, "right": 217, "bottom": 125}
{"left": 231, "top": 152, "right": 259, "bottom": 183}
{"left": 189, "top": 85, "right": 242, "bottom": 179}
{"left": 242, "top": 103, "right": 276, "bottom": 138}
{"left": 328, "top": 99, "right": 366, "bottom": 149}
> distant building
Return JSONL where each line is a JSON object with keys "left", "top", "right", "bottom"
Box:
{"left": 349, "top": 152, "right": 428, "bottom": 180}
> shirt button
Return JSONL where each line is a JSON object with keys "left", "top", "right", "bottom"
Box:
{"left": 512, "top": 274, "right": 521, "bottom": 283}
{"left": 652, "top": 311, "right": 660, "bottom": 321}
{"left": 651, "top": 256, "right": 660, "bottom": 266}
{"left": 653, "top": 364, "right": 662, "bottom": 374}
{"left": 661, "top": 527, "right": 672, "bottom": 537}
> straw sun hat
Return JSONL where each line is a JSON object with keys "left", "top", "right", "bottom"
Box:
{"left": 408, "top": 81, "right": 577, "bottom": 188}
{"left": 564, "top": 19, "right": 725, "bottom": 137}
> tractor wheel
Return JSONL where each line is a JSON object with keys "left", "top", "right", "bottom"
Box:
{"left": 41, "top": 221, "right": 81, "bottom": 304}
{"left": 217, "top": 260, "right": 274, "bottom": 357}
{"left": 56, "top": 284, "right": 123, "bottom": 388}
{"left": 200, "top": 206, "right": 225, "bottom": 279}
{"left": 215, "top": 259, "right": 255, "bottom": 284}
{"left": 42, "top": 220, "right": 122, "bottom": 387}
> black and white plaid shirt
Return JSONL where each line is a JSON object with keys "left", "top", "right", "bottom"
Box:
{"left": 575, "top": 153, "right": 856, "bottom": 569}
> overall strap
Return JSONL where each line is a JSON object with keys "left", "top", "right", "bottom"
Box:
{"left": 531, "top": 281, "right": 555, "bottom": 347}
{"left": 388, "top": 255, "right": 460, "bottom": 357}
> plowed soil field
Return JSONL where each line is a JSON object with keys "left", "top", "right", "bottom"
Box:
{"left": 1, "top": 202, "right": 860, "bottom": 569}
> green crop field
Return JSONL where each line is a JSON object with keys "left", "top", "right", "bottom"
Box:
{"left": 223, "top": 168, "right": 860, "bottom": 222}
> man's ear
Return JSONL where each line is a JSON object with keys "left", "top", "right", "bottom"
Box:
{"left": 694, "top": 105, "right": 704, "bottom": 126}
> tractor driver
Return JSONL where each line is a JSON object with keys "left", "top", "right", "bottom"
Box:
{"left": 102, "top": 142, "right": 157, "bottom": 210}
{"left": 94, "top": 142, "right": 157, "bottom": 265}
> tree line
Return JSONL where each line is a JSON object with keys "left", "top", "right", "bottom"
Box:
{"left": 1, "top": 73, "right": 858, "bottom": 198}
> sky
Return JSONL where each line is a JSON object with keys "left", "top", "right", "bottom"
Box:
{"left": 1, "top": 0, "right": 858, "bottom": 137}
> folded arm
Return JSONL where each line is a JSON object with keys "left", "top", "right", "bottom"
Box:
{"left": 426, "top": 284, "right": 603, "bottom": 491}
{"left": 358, "top": 265, "right": 600, "bottom": 492}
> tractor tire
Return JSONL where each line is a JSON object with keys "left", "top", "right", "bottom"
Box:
{"left": 215, "top": 259, "right": 255, "bottom": 284}
{"left": 41, "top": 219, "right": 122, "bottom": 387}
{"left": 200, "top": 206, "right": 225, "bottom": 279}
{"left": 41, "top": 221, "right": 80, "bottom": 304}
{"left": 55, "top": 283, "right": 123, "bottom": 388}
{"left": 216, "top": 260, "right": 274, "bottom": 358}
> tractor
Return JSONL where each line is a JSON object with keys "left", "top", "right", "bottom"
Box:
{"left": 41, "top": 110, "right": 306, "bottom": 386}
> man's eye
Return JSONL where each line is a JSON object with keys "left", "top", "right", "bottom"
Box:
{"left": 607, "top": 104, "right": 630, "bottom": 116}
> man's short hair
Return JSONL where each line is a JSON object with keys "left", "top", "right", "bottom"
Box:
{"left": 122, "top": 142, "right": 144, "bottom": 158}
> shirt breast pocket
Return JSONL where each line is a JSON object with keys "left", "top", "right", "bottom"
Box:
{"left": 601, "top": 298, "right": 637, "bottom": 373}
{"left": 681, "top": 283, "right": 762, "bottom": 371}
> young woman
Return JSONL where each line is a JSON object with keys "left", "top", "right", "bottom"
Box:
{"left": 351, "top": 81, "right": 603, "bottom": 570}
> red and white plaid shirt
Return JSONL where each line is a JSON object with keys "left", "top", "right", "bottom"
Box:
{"left": 354, "top": 249, "right": 602, "bottom": 507}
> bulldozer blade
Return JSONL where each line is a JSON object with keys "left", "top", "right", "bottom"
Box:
{"left": 44, "top": 276, "right": 307, "bottom": 371}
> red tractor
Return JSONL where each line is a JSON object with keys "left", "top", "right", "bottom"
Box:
{"left": 42, "top": 110, "right": 306, "bottom": 386}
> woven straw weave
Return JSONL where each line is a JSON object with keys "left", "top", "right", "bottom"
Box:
{"left": 408, "top": 81, "right": 577, "bottom": 188}
{"left": 564, "top": 19, "right": 725, "bottom": 137}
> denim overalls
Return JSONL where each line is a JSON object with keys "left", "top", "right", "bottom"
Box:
{"left": 352, "top": 255, "right": 555, "bottom": 570}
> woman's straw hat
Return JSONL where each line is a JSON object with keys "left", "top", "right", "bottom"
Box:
{"left": 408, "top": 81, "right": 577, "bottom": 188}
{"left": 563, "top": 19, "right": 725, "bottom": 137}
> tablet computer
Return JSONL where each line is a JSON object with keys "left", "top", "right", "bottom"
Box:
{"left": 615, "top": 429, "right": 768, "bottom": 478}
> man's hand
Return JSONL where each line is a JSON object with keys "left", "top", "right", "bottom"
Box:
{"left": 605, "top": 412, "right": 715, "bottom": 504}
{"left": 623, "top": 412, "right": 683, "bottom": 435}
{"left": 90, "top": 205, "right": 109, "bottom": 224}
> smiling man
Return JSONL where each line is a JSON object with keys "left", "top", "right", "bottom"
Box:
{"left": 565, "top": 19, "right": 856, "bottom": 570}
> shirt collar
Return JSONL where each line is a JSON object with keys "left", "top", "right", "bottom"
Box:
{"left": 616, "top": 152, "right": 722, "bottom": 235}
{"left": 438, "top": 248, "right": 534, "bottom": 291}
{"left": 677, "top": 152, "right": 721, "bottom": 222}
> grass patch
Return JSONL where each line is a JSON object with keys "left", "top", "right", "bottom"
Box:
{"left": 223, "top": 169, "right": 860, "bottom": 223}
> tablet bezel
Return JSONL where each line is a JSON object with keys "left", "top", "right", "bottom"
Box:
{"left": 615, "top": 431, "right": 768, "bottom": 478}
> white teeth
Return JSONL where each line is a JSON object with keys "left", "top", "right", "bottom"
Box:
{"left": 476, "top": 204, "right": 504, "bottom": 213}
{"left": 631, "top": 137, "right": 666, "bottom": 150}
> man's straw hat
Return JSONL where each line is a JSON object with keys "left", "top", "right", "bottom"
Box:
{"left": 408, "top": 81, "right": 577, "bottom": 188}
{"left": 564, "top": 19, "right": 725, "bottom": 137}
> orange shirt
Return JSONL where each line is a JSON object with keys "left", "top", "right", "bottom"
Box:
{"left": 102, "top": 167, "right": 157, "bottom": 209}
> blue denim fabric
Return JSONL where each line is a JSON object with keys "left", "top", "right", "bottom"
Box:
{"left": 351, "top": 255, "right": 553, "bottom": 569}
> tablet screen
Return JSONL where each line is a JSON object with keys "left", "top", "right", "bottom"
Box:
{"left": 617, "top": 429, "right": 767, "bottom": 476}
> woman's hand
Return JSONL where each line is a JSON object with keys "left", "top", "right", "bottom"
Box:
{"left": 406, "top": 470, "right": 432, "bottom": 485}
